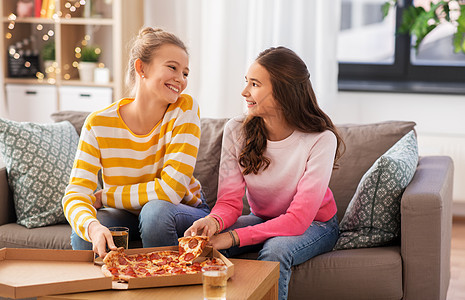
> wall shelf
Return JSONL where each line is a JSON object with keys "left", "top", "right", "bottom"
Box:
{"left": 0, "top": 0, "right": 143, "bottom": 122}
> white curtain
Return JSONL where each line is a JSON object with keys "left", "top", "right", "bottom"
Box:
{"left": 0, "top": 51, "right": 5, "bottom": 118}
{"left": 144, "top": 0, "right": 340, "bottom": 118}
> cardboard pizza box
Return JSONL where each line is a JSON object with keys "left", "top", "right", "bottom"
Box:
{"left": 0, "top": 246, "right": 233, "bottom": 298}
{"left": 0, "top": 248, "right": 111, "bottom": 299}
{"left": 112, "top": 246, "right": 234, "bottom": 290}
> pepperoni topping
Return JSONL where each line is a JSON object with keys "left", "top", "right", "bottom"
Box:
{"left": 149, "top": 252, "right": 161, "bottom": 260}
{"left": 153, "top": 269, "right": 166, "bottom": 276}
{"left": 135, "top": 262, "right": 147, "bottom": 268}
{"left": 144, "top": 271, "right": 152, "bottom": 277}
{"left": 118, "top": 256, "right": 128, "bottom": 265}
{"left": 136, "top": 254, "right": 146, "bottom": 262}
{"left": 125, "top": 255, "right": 136, "bottom": 262}
{"left": 184, "top": 252, "right": 195, "bottom": 261}
{"left": 190, "top": 263, "right": 202, "bottom": 272}
{"left": 211, "top": 258, "right": 224, "bottom": 265}
{"left": 170, "top": 266, "right": 184, "bottom": 274}
{"left": 188, "top": 238, "right": 198, "bottom": 249}
{"left": 156, "top": 258, "right": 168, "bottom": 266}
{"left": 109, "top": 267, "right": 119, "bottom": 275}
{"left": 124, "top": 267, "right": 137, "bottom": 276}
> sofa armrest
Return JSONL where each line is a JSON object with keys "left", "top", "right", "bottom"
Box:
{"left": 0, "top": 165, "right": 16, "bottom": 226}
{"left": 401, "top": 156, "right": 453, "bottom": 300}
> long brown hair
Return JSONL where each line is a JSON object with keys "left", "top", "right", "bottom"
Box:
{"left": 239, "top": 47, "right": 345, "bottom": 175}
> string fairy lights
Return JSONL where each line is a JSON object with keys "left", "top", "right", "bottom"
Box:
{"left": 5, "top": 0, "right": 92, "bottom": 82}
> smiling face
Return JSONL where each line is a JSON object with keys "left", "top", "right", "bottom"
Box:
{"left": 242, "top": 61, "right": 281, "bottom": 120}
{"left": 139, "top": 43, "right": 189, "bottom": 105}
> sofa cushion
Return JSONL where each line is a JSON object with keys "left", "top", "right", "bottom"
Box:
{"left": 334, "top": 131, "right": 419, "bottom": 250}
{"left": 288, "top": 246, "right": 402, "bottom": 300}
{"left": 0, "top": 118, "right": 79, "bottom": 228}
{"left": 0, "top": 223, "right": 72, "bottom": 249}
{"left": 330, "top": 121, "right": 416, "bottom": 221}
{"left": 194, "top": 118, "right": 230, "bottom": 208}
{"left": 50, "top": 110, "right": 90, "bottom": 135}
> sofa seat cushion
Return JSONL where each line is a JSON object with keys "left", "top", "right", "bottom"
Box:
{"left": 0, "top": 223, "right": 72, "bottom": 249}
{"left": 288, "top": 246, "right": 402, "bottom": 300}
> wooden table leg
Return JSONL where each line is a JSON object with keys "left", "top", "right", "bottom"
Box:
{"left": 261, "top": 281, "right": 278, "bottom": 300}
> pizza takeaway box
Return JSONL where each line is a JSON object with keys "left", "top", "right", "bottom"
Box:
{"left": 0, "top": 246, "right": 234, "bottom": 299}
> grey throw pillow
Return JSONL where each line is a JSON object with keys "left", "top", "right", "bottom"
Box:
{"left": 0, "top": 118, "right": 79, "bottom": 228}
{"left": 330, "top": 121, "right": 416, "bottom": 221}
{"left": 334, "top": 130, "right": 418, "bottom": 250}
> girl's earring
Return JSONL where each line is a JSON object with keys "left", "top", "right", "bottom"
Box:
{"left": 141, "top": 74, "right": 145, "bottom": 78}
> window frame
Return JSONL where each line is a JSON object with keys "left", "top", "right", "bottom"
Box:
{"left": 338, "top": 0, "right": 465, "bottom": 94}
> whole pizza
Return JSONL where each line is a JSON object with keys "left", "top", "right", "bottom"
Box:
{"left": 101, "top": 236, "right": 225, "bottom": 282}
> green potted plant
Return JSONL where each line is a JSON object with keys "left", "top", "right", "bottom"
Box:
{"left": 78, "top": 45, "right": 101, "bottom": 82}
{"left": 41, "top": 41, "right": 56, "bottom": 79}
{"left": 383, "top": 0, "right": 465, "bottom": 54}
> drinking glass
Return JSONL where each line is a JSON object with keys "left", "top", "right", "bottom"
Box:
{"left": 108, "top": 226, "right": 129, "bottom": 249}
{"left": 202, "top": 265, "right": 227, "bottom": 300}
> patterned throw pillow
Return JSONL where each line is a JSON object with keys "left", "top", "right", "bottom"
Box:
{"left": 334, "top": 130, "right": 418, "bottom": 250}
{"left": 0, "top": 118, "right": 79, "bottom": 228}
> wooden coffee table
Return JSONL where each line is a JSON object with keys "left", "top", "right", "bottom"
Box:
{"left": 39, "top": 258, "right": 280, "bottom": 300}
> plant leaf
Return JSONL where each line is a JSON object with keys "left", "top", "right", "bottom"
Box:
{"left": 443, "top": 2, "right": 451, "bottom": 22}
{"left": 382, "top": 0, "right": 396, "bottom": 18}
{"left": 454, "top": 4, "right": 465, "bottom": 53}
{"left": 399, "top": 6, "right": 424, "bottom": 34}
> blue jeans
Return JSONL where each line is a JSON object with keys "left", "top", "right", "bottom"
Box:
{"left": 223, "top": 214, "right": 339, "bottom": 300}
{"left": 70, "top": 196, "right": 210, "bottom": 249}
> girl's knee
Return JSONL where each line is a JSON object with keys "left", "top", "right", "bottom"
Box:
{"left": 140, "top": 200, "right": 174, "bottom": 218}
{"left": 139, "top": 200, "right": 177, "bottom": 230}
{"left": 259, "top": 238, "right": 291, "bottom": 262}
{"left": 70, "top": 231, "right": 92, "bottom": 250}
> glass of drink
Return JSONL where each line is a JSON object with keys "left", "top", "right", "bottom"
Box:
{"left": 108, "top": 226, "right": 129, "bottom": 249}
{"left": 202, "top": 265, "right": 227, "bottom": 300}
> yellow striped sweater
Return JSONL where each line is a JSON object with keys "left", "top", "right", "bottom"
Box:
{"left": 63, "top": 94, "right": 202, "bottom": 242}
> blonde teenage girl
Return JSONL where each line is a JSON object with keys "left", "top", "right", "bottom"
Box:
{"left": 64, "top": 27, "right": 209, "bottom": 258}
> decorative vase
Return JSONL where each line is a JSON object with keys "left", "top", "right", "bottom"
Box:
{"left": 94, "top": 67, "right": 110, "bottom": 84}
{"left": 78, "top": 62, "right": 98, "bottom": 82}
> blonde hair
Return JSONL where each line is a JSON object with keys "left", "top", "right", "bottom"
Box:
{"left": 126, "top": 27, "right": 188, "bottom": 96}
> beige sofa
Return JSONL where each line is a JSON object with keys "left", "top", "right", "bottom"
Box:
{"left": 0, "top": 112, "right": 453, "bottom": 300}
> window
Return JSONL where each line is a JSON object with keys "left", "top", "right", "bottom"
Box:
{"left": 338, "top": 0, "right": 465, "bottom": 94}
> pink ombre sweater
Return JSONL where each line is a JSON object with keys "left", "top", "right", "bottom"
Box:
{"left": 210, "top": 116, "right": 338, "bottom": 247}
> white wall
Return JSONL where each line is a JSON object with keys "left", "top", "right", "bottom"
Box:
{"left": 330, "top": 92, "right": 465, "bottom": 136}
{"left": 329, "top": 91, "right": 465, "bottom": 215}
{"left": 142, "top": 0, "right": 465, "bottom": 214}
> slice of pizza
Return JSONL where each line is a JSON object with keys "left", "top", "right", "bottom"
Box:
{"left": 103, "top": 247, "right": 127, "bottom": 267}
{"left": 102, "top": 247, "right": 134, "bottom": 281}
{"left": 200, "top": 257, "right": 226, "bottom": 268}
{"left": 101, "top": 264, "right": 121, "bottom": 280}
{"left": 178, "top": 236, "right": 209, "bottom": 263}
